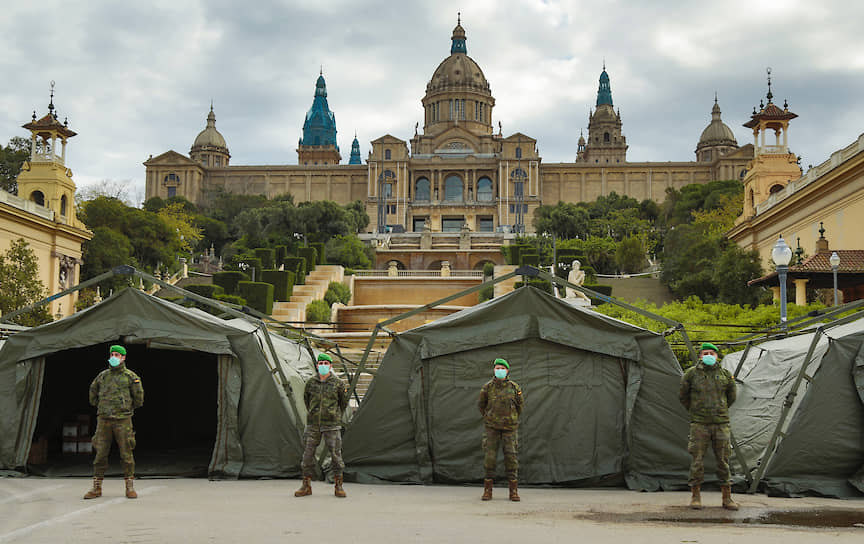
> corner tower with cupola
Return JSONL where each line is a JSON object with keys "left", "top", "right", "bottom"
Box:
{"left": 298, "top": 71, "right": 341, "bottom": 166}
{"left": 583, "top": 65, "right": 627, "bottom": 164}
{"left": 17, "top": 85, "right": 85, "bottom": 229}
{"left": 739, "top": 70, "right": 801, "bottom": 218}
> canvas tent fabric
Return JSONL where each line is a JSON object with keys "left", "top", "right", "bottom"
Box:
{"left": 722, "top": 318, "right": 864, "bottom": 497}
{"left": 342, "top": 286, "right": 695, "bottom": 490}
{"left": 0, "top": 288, "right": 316, "bottom": 478}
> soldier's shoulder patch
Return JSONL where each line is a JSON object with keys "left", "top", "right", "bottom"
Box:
{"left": 133, "top": 378, "right": 141, "bottom": 383}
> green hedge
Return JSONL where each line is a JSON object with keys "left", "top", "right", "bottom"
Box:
{"left": 238, "top": 281, "right": 274, "bottom": 315}
{"left": 479, "top": 284, "right": 494, "bottom": 302}
{"left": 298, "top": 247, "right": 318, "bottom": 273}
{"left": 213, "top": 271, "right": 250, "bottom": 295}
{"left": 585, "top": 283, "right": 613, "bottom": 305}
{"left": 482, "top": 262, "right": 495, "bottom": 277}
{"left": 324, "top": 282, "right": 351, "bottom": 306}
{"left": 311, "top": 242, "right": 326, "bottom": 265}
{"left": 275, "top": 246, "right": 288, "bottom": 268}
{"left": 283, "top": 257, "right": 306, "bottom": 285}
{"left": 254, "top": 248, "right": 276, "bottom": 270}
{"left": 184, "top": 284, "right": 225, "bottom": 299}
{"left": 305, "top": 300, "right": 331, "bottom": 322}
{"left": 214, "top": 293, "right": 246, "bottom": 306}
{"left": 519, "top": 253, "right": 540, "bottom": 268}
{"left": 261, "top": 269, "right": 295, "bottom": 302}
{"left": 514, "top": 279, "right": 554, "bottom": 295}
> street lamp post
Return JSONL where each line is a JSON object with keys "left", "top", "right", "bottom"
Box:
{"left": 829, "top": 251, "right": 840, "bottom": 307}
{"left": 771, "top": 235, "right": 793, "bottom": 329}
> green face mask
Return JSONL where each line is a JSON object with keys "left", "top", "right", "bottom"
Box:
{"left": 701, "top": 354, "right": 717, "bottom": 366}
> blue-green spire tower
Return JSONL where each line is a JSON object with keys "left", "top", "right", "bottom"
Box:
{"left": 596, "top": 63, "right": 613, "bottom": 106}
{"left": 348, "top": 133, "right": 362, "bottom": 164}
{"left": 451, "top": 13, "right": 467, "bottom": 54}
{"left": 300, "top": 72, "right": 339, "bottom": 148}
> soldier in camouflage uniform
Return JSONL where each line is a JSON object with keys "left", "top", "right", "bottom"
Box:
{"left": 295, "top": 353, "right": 350, "bottom": 498}
{"left": 679, "top": 342, "right": 739, "bottom": 510}
{"left": 478, "top": 358, "right": 524, "bottom": 501}
{"left": 84, "top": 345, "right": 144, "bottom": 500}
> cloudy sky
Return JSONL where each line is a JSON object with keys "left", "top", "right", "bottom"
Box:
{"left": 2, "top": 0, "right": 863, "bottom": 203}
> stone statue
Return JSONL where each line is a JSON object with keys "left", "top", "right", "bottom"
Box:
{"left": 423, "top": 217, "right": 432, "bottom": 232}
{"left": 565, "top": 260, "right": 590, "bottom": 302}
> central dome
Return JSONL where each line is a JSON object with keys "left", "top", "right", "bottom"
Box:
{"left": 698, "top": 100, "right": 736, "bottom": 146}
{"left": 193, "top": 107, "right": 228, "bottom": 150}
{"left": 425, "top": 22, "right": 491, "bottom": 96}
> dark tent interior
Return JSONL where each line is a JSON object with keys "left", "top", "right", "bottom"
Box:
{"left": 29, "top": 341, "right": 217, "bottom": 477}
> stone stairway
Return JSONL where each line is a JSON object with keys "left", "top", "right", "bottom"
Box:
{"left": 271, "top": 265, "right": 344, "bottom": 325}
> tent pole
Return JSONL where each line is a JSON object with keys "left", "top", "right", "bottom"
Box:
{"left": 333, "top": 344, "right": 361, "bottom": 405}
{"left": 747, "top": 327, "right": 824, "bottom": 493}
{"left": 349, "top": 324, "right": 382, "bottom": 401}
{"left": 733, "top": 341, "right": 754, "bottom": 379}
{"left": 258, "top": 322, "right": 304, "bottom": 438}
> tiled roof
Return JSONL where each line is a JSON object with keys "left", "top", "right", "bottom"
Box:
{"left": 743, "top": 101, "right": 798, "bottom": 128}
{"left": 794, "top": 250, "right": 864, "bottom": 273}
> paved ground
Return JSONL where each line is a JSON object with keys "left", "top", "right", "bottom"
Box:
{"left": 1, "top": 478, "right": 863, "bottom": 543}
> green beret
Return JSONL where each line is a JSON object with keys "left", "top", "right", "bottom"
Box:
{"left": 700, "top": 342, "right": 719, "bottom": 353}
{"left": 317, "top": 353, "right": 333, "bottom": 363}
{"left": 109, "top": 345, "right": 126, "bottom": 356}
{"left": 493, "top": 358, "right": 510, "bottom": 369}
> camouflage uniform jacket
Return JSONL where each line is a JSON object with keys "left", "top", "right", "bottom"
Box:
{"left": 478, "top": 378, "right": 524, "bottom": 431}
{"left": 679, "top": 362, "right": 737, "bottom": 424}
{"left": 304, "top": 373, "right": 349, "bottom": 429}
{"left": 89, "top": 365, "right": 144, "bottom": 419}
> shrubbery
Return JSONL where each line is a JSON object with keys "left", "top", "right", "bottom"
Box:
{"left": 261, "top": 269, "right": 295, "bottom": 301}
{"left": 213, "top": 271, "right": 249, "bottom": 295}
{"left": 305, "top": 300, "right": 331, "bottom": 322}
{"left": 238, "top": 281, "right": 274, "bottom": 315}
{"left": 324, "top": 282, "right": 351, "bottom": 306}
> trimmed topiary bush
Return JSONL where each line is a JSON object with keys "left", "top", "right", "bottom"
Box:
{"left": 324, "top": 282, "right": 351, "bottom": 306}
{"left": 238, "top": 281, "right": 274, "bottom": 315}
{"left": 254, "top": 248, "right": 276, "bottom": 270}
{"left": 275, "top": 245, "right": 288, "bottom": 269}
{"left": 261, "top": 269, "right": 295, "bottom": 302}
{"left": 519, "top": 253, "right": 540, "bottom": 268}
{"left": 305, "top": 299, "right": 331, "bottom": 322}
{"left": 184, "top": 284, "right": 225, "bottom": 299}
{"left": 214, "top": 293, "right": 246, "bottom": 306}
{"left": 310, "top": 242, "right": 325, "bottom": 265}
{"left": 283, "top": 257, "right": 306, "bottom": 285}
{"left": 479, "top": 283, "right": 494, "bottom": 302}
{"left": 298, "top": 247, "right": 318, "bottom": 273}
{"left": 482, "top": 262, "right": 495, "bottom": 277}
{"left": 514, "top": 279, "right": 553, "bottom": 295}
{"left": 585, "top": 283, "right": 613, "bottom": 305}
{"left": 213, "top": 271, "right": 250, "bottom": 295}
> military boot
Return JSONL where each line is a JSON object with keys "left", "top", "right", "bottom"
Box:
{"left": 294, "top": 476, "right": 312, "bottom": 497}
{"left": 125, "top": 477, "right": 138, "bottom": 499}
{"left": 83, "top": 477, "right": 103, "bottom": 499}
{"left": 481, "top": 479, "right": 493, "bottom": 501}
{"left": 689, "top": 485, "right": 702, "bottom": 509}
{"left": 721, "top": 485, "right": 739, "bottom": 511}
{"left": 508, "top": 480, "right": 520, "bottom": 502}
{"left": 334, "top": 476, "right": 347, "bottom": 498}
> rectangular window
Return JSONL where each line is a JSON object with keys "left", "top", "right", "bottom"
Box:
{"left": 442, "top": 217, "right": 464, "bottom": 232}
{"left": 167, "top": 186, "right": 177, "bottom": 198}
{"left": 460, "top": 99, "right": 466, "bottom": 120}
{"left": 214, "top": 156, "right": 221, "bottom": 166}
{"left": 474, "top": 101, "right": 479, "bottom": 121}
{"left": 478, "top": 217, "right": 494, "bottom": 232}
{"left": 508, "top": 204, "right": 528, "bottom": 213}
{"left": 413, "top": 217, "right": 428, "bottom": 232}
{"left": 387, "top": 204, "right": 397, "bottom": 214}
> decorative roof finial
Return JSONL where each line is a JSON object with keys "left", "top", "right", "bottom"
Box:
{"left": 457, "top": 11, "right": 461, "bottom": 25}
{"left": 819, "top": 221, "right": 825, "bottom": 239}
{"left": 48, "top": 80, "right": 55, "bottom": 114}
{"left": 766, "top": 67, "right": 773, "bottom": 103}
{"left": 210, "top": 98, "right": 214, "bottom": 112}
{"left": 32, "top": 110, "right": 36, "bottom": 121}
{"left": 602, "top": 57, "right": 606, "bottom": 71}
{"left": 714, "top": 91, "right": 718, "bottom": 104}
{"left": 320, "top": 65, "right": 323, "bottom": 76}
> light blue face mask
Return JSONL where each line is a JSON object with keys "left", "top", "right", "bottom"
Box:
{"left": 701, "top": 354, "right": 717, "bottom": 366}
{"left": 494, "top": 368, "right": 508, "bottom": 379}
{"left": 317, "top": 364, "right": 331, "bottom": 376}
{"left": 108, "top": 356, "right": 121, "bottom": 368}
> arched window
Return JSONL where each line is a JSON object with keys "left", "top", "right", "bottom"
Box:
{"left": 515, "top": 147, "right": 522, "bottom": 159}
{"left": 444, "top": 175, "right": 463, "bottom": 201}
{"left": 385, "top": 149, "right": 391, "bottom": 160}
{"left": 477, "top": 177, "right": 493, "bottom": 201}
{"left": 769, "top": 184, "right": 784, "bottom": 195}
{"left": 60, "top": 195, "right": 67, "bottom": 216}
{"left": 604, "top": 132, "right": 610, "bottom": 143}
{"left": 415, "top": 177, "right": 430, "bottom": 201}
{"left": 749, "top": 189, "right": 755, "bottom": 210}
{"left": 383, "top": 183, "right": 393, "bottom": 198}
{"left": 30, "top": 190, "right": 45, "bottom": 206}
{"left": 163, "top": 173, "right": 180, "bottom": 184}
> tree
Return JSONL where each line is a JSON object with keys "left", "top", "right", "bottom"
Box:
{"left": 616, "top": 236, "right": 646, "bottom": 273}
{"left": 325, "top": 235, "right": 373, "bottom": 268}
{"left": 76, "top": 179, "right": 138, "bottom": 206}
{"left": 0, "top": 136, "right": 31, "bottom": 194}
{"left": 0, "top": 238, "right": 53, "bottom": 326}
{"left": 80, "top": 226, "right": 137, "bottom": 292}
{"left": 532, "top": 201, "right": 591, "bottom": 239}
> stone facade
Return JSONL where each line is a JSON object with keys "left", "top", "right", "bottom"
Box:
{"left": 144, "top": 20, "right": 752, "bottom": 235}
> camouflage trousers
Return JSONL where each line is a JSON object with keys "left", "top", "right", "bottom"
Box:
{"left": 483, "top": 426, "right": 518, "bottom": 480}
{"left": 301, "top": 426, "right": 344, "bottom": 478}
{"left": 92, "top": 417, "right": 136, "bottom": 478}
{"left": 688, "top": 422, "right": 731, "bottom": 486}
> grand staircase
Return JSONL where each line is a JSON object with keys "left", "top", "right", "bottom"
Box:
{"left": 271, "top": 265, "right": 344, "bottom": 325}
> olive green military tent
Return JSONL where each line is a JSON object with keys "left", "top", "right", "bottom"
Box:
{"left": 343, "top": 286, "right": 696, "bottom": 489}
{"left": 0, "top": 288, "right": 315, "bottom": 478}
{"left": 722, "top": 317, "right": 864, "bottom": 497}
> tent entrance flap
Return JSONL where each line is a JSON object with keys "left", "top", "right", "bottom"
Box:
{"left": 28, "top": 343, "right": 218, "bottom": 477}
{"left": 424, "top": 339, "right": 629, "bottom": 485}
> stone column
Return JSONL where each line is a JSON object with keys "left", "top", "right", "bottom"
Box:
{"left": 793, "top": 278, "right": 808, "bottom": 306}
